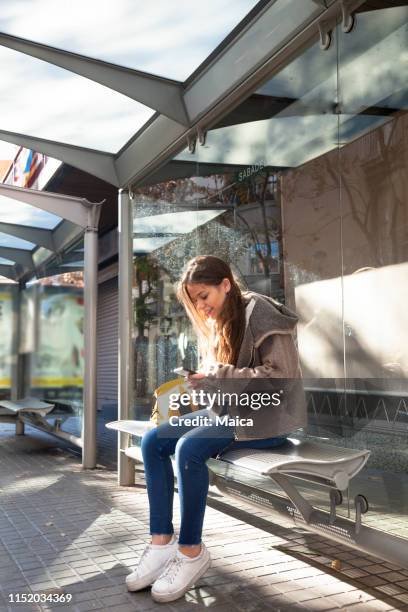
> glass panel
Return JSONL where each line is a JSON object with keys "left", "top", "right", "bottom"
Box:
{"left": 32, "top": 247, "right": 55, "bottom": 268}
{"left": 128, "top": 1, "right": 408, "bottom": 544}
{"left": 0, "top": 232, "right": 35, "bottom": 250}
{"left": 0, "top": 284, "right": 17, "bottom": 402}
{"left": 0, "top": 47, "right": 154, "bottom": 152}
{"left": 178, "top": 27, "right": 339, "bottom": 168}
{"left": 131, "top": 162, "right": 285, "bottom": 419}
{"left": 339, "top": 5, "right": 408, "bottom": 537}
{"left": 0, "top": 257, "right": 15, "bottom": 265}
{"left": 0, "top": 195, "right": 61, "bottom": 229}
{"left": 0, "top": 0, "right": 259, "bottom": 80}
{"left": 34, "top": 243, "right": 84, "bottom": 280}
{"left": 22, "top": 273, "right": 84, "bottom": 438}
{"left": 185, "top": 0, "right": 327, "bottom": 118}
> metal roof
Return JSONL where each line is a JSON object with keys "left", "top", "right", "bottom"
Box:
{"left": 0, "top": 182, "right": 100, "bottom": 281}
{"left": 0, "top": 0, "right": 342, "bottom": 188}
{"left": 1, "top": 0, "right": 404, "bottom": 281}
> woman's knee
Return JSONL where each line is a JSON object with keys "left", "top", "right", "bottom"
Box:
{"left": 175, "top": 436, "right": 204, "bottom": 469}
{"left": 141, "top": 427, "right": 160, "bottom": 459}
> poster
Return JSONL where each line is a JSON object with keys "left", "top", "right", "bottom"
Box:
{"left": 31, "top": 290, "right": 84, "bottom": 389}
{"left": 0, "top": 290, "right": 13, "bottom": 388}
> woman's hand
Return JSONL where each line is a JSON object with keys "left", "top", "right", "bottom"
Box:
{"left": 187, "top": 372, "right": 205, "bottom": 389}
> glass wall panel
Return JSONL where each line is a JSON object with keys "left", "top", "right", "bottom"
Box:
{"left": 0, "top": 0, "right": 259, "bottom": 80}
{"left": 22, "top": 272, "right": 84, "bottom": 437}
{"left": 0, "top": 47, "right": 154, "bottom": 152}
{"left": 338, "top": 5, "right": 408, "bottom": 536}
{"left": 131, "top": 163, "right": 284, "bottom": 420}
{"left": 0, "top": 283, "right": 18, "bottom": 402}
{"left": 130, "top": 2, "right": 408, "bottom": 540}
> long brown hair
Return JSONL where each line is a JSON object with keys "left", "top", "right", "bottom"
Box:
{"left": 177, "top": 256, "right": 246, "bottom": 365}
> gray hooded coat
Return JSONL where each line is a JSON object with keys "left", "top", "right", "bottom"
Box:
{"left": 203, "top": 292, "right": 307, "bottom": 440}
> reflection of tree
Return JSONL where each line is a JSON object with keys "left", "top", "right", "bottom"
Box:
{"left": 133, "top": 256, "right": 159, "bottom": 397}
{"left": 131, "top": 169, "right": 286, "bottom": 397}
{"left": 284, "top": 114, "right": 408, "bottom": 271}
{"left": 134, "top": 169, "right": 282, "bottom": 294}
{"left": 233, "top": 170, "right": 280, "bottom": 280}
{"left": 134, "top": 257, "right": 159, "bottom": 337}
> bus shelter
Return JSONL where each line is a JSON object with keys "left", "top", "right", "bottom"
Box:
{"left": 0, "top": 0, "right": 354, "bottom": 479}
{"left": 0, "top": 0, "right": 407, "bottom": 569}
{"left": 0, "top": 182, "right": 101, "bottom": 468}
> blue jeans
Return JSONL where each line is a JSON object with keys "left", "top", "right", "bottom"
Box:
{"left": 141, "top": 408, "right": 286, "bottom": 545}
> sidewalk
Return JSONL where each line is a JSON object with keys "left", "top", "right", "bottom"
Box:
{"left": 1, "top": 423, "right": 408, "bottom": 612}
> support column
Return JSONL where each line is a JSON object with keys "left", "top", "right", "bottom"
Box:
{"left": 11, "top": 284, "right": 24, "bottom": 435}
{"left": 82, "top": 220, "right": 99, "bottom": 469}
{"left": 118, "top": 188, "right": 135, "bottom": 485}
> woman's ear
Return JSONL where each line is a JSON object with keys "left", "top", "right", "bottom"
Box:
{"left": 223, "top": 278, "right": 231, "bottom": 293}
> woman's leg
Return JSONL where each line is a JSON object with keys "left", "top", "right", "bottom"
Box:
{"left": 175, "top": 427, "right": 287, "bottom": 554}
{"left": 174, "top": 419, "right": 235, "bottom": 552}
{"left": 141, "top": 409, "right": 214, "bottom": 543}
{"left": 143, "top": 409, "right": 285, "bottom": 553}
{"left": 141, "top": 427, "right": 177, "bottom": 540}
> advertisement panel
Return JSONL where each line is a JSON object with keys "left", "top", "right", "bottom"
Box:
{"left": 0, "top": 290, "right": 13, "bottom": 389}
{"left": 31, "top": 290, "right": 84, "bottom": 390}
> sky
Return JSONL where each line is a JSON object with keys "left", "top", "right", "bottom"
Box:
{"left": 0, "top": 0, "right": 257, "bottom": 152}
{"left": 0, "top": 0, "right": 257, "bottom": 79}
{"left": 0, "top": 142, "right": 17, "bottom": 160}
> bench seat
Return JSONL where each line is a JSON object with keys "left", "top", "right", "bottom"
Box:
{"left": 106, "top": 419, "right": 153, "bottom": 437}
{"left": 219, "top": 440, "right": 370, "bottom": 490}
{"left": 106, "top": 420, "right": 370, "bottom": 491}
{"left": 0, "top": 397, "right": 55, "bottom": 417}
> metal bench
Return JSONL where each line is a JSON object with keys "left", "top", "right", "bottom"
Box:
{"left": 0, "top": 397, "right": 55, "bottom": 435}
{"left": 106, "top": 419, "right": 371, "bottom": 534}
{"left": 106, "top": 419, "right": 408, "bottom": 568}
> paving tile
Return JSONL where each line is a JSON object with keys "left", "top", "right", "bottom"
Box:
{"left": 3, "top": 424, "right": 408, "bottom": 612}
{"left": 394, "top": 593, "right": 408, "bottom": 606}
{"left": 358, "top": 575, "right": 389, "bottom": 588}
{"left": 377, "top": 584, "right": 406, "bottom": 597}
{"left": 382, "top": 572, "right": 408, "bottom": 583}
{"left": 74, "top": 600, "right": 107, "bottom": 611}
{"left": 341, "top": 604, "right": 395, "bottom": 611}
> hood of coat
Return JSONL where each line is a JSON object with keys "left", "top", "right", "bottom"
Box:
{"left": 244, "top": 291, "right": 298, "bottom": 342}
{"left": 236, "top": 292, "right": 298, "bottom": 367}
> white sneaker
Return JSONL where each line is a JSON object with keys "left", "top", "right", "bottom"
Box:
{"left": 126, "top": 535, "right": 178, "bottom": 591}
{"left": 151, "top": 542, "right": 211, "bottom": 603}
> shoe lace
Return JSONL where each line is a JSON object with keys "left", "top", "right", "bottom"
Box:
{"left": 159, "top": 555, "right": 184, "bottom": 584}
{"left": 134, "top": 545, "right": 152, "bottom": 575}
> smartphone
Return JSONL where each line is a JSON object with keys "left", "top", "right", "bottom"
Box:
{"left": 173, "top": 367, "right": 197, "bottom": 377}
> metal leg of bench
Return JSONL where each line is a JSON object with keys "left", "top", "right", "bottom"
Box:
{"left": 118, "top": 432, "right": 136, "bottom": 486}
{"left": 15, "top": 418, "right": 25, "bottom": 435}
{"left": 211, "top": 472, "right": 408, "bottom": 569}
{"left": 269, "top": 473, "right": 313, "bottom": 523}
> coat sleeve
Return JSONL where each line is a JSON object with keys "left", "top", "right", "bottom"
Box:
{"left": 204, "top": 332, "right": 300, "bottom": 380}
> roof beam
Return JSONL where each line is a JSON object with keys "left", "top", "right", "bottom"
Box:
{"left": 0, "top": 32, "right": 189, "bottom": 126}
{"left": 182, "top": 0, "right": 363, "bottom": 122}
{"left": 0, "top": 264, "right": 17, "bottom": 281}
{"left": 116, "top": 115, "right": 186, "bottom": 188}
{"left": 52, "top": 221, "right": 85, "bottom": 253}
{"left": 115, "top": 0, "right": 365, "bottom": 187}
{"left": 0, "top": 129, "right": 119, "bottom": 186}
{"left": 0, "top": 247, "right": 33, "bottom": 268}
{"left": 0, "top": 0, "right": 364, "bottom": 189}
{"left": 0, "top": 222, "right": 55, "bottom": 250}
{"left": 0, "top": 183, "right": 94, "bottom": 228}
